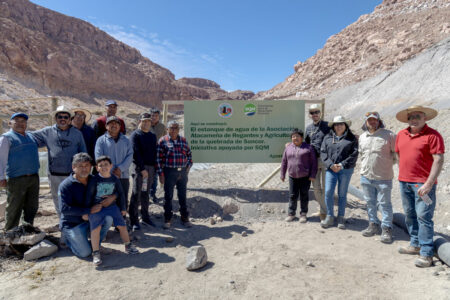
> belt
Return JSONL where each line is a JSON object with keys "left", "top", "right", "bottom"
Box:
{"left": 17, "top": 173, "right": 38, "bottom": 178}
{"left": 165, "top": 167, "right": 185, "bottom": 171}
{"left": 50, "top": 172, "right": 71, "bottom": 176}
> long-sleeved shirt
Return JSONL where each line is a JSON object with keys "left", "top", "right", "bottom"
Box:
{"left": 85, "top": 174, "right": 126, "bottom": 211}
{"left": 79, "top": 124, "right": 96, "bottom": 160}
{"left": 305, "top": 120, "right": 330, "bottom": 157}
{"left": 94, "top": 132, "right": 133, "bottom": 179}
{"left": 130, "top": 129, "right": 157, "bottom": 173}
{"left": 31, "top": 125, "right": 87, "bottom": 175}
{"left": 280, "top": 142, "right": 317, "bottom": 180}
{"left": 150, "top": 122, "right": 166, "bottom": 141}
{"left": 320, "top": 130, "right": 359, "bottom": 170}
{"left": 156, "top": 135, "right": 192, "bottom": 175}
{"left": 359, "top": 128, "right": 396, "bottom": 180}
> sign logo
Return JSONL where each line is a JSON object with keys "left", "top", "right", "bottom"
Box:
{"left": 218, "top": 103, "right": 233, "bottom": 118}
{"left": 244, "top": 103, "right": 256, "bottom": 116}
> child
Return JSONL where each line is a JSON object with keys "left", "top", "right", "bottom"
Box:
{"left": 87, "top": 155, "right": 139, "bottom": 266}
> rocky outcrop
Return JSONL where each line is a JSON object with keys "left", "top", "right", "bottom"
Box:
{"left": 257, "top": 0, "right": 450, "bottom": 99}
{"left": 0, "top": 0, "right": 252, "bottom": 105}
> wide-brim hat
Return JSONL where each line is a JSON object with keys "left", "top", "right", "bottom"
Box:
{"left": 396, "top": 105, "right": 438, "bottom": 123}
{"left": 328, "top": 115, "right": 352, "bottom": 127}
{"left": 72, "top": 108, "right": 92, "bottom": 122}
{"left": 53, "top": 105, "right": 72, "bottom": 118}
{"left": 309, "top": 103, "right": 322, "bottom": 111}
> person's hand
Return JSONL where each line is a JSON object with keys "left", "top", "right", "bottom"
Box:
{"left": 141, "top": 169, "right": 148, "bottom": 178}
{"left": 418, "top": 183, "right": 433, "bottom": 197}
{"left": 101, "top": 194, "right": 116, "bottom": 207}
{"left": 90, "top": 204, "right": 102, "bottom": 214}
{"left": 159, "top": 174, "right": 165, "bottom": 184}
{"left": 82, "top": 214, "right": 89, "bottom": 221}
{"left": 112, "top": 167, "right": 121, "bottom": 178}
{"left": 331, "top": 164, "right": 342, "bottom": 173}
{"left": 281, "top": 177, "right": 285, "bottom": 182}
{"left": 0, "top": 179, "right": 6, "bottom": 188}
{"left": 121, "top": 210, "right": 127, "bottom": 216}
{"left": 309, "top": 177, "right": 315, "bottom": 181}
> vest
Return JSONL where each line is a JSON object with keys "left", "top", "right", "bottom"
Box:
{"left": 3, "top": 130, "right": 40, "bottom": 178}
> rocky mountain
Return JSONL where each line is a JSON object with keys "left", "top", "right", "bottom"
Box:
{"left": 257, "top": 0, "right": 450, "bottom": 100}
{"left": 0, "top": 0, "right": 253, "bottom": 106}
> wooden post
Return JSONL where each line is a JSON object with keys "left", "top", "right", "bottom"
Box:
{"left": 162, "top": 102, "right": 168, "bottom": 125}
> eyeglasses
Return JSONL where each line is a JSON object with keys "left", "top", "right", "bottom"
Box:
{"left": 407, "top": 114, "right": 423, "bottom": 121}
{"left": 56, "top": 115, "right": 70, "bottom": 120}
{"left": 309, "top": 111, "right": 320, "bottom": 115}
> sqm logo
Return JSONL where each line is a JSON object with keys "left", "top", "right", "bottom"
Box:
{"left": 218, "top": 103, "right": 233, "bottom": 118}
{"left": 244, "top": 103, "right": 256, "bottom": 116}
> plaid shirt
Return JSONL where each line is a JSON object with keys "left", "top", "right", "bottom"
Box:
{"left": 156, "top": 135, "right": 193, "bottom": 174}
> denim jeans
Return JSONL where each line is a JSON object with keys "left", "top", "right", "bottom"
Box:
{"left": 325, "top": 168, "right": 354, "bottom": 217}
{"left": 163, "top": 167, "right": 189, "bottom": 222}
{"left": 129, "top": 166, "right": 155, "bottom": 225}
{"left": 62, "top": 216, "right": 113, "bottom": 258}
{"left": 399, "top": 181, "right": 436, "bottom": 257}
{"left": 360, "top": 176, "right": 393, "bottom": 229}
{"left": 288, "top": 176, "right": 310, "bottom": 215}
{"left": 150, "top": 175, "right": 158, "bottom": 198}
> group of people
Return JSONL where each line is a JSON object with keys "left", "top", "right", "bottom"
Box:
{"left": 0, "top": 100, "right": 193, "bottom": 266}
{"left": 281, "top": 104, "right": 444, "bottom": 268}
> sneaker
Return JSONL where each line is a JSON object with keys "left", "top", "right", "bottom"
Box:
{"left": 163, "top": 220, "right": 172, "bottom": 229}
{"left": 181, "top": 217, "right": 192, "bottom": 228}
{"left": 285, "top": 215, "right": 295, "bottom": 222}
{"left": 380, "top": 227, "right": 393, "bottom": 244}
{"left": 132, "top": 224, "right": 141, "bottom": 231}
{"left": 362, "top": 222, "right": 380, "bottom": 237}
{"left": 415, "top": 256, "right": 433, "bottom": 268}
{"left": 125, "top": 242, "right": 140, "bottom": 255}
{"left": 320, "top": 216, "right": 334, "bottom": 228}
{"left": 93, "top": 251, "right": 102, "bottom": 266}
{"left": 337, "top": 216, "right": 346, "bottom": 229}
{"left": 299, "top": 214, "right": 307, "bottom": 223}
{"left": 398, "top": 245, "right": 420, "bottom": 255}
{"left": 141, "top": 218, "right": 155, "bottom": 227}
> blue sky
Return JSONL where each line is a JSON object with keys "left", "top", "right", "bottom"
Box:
{"left": 31, "top": 0, "right": 381, "bottom": 93}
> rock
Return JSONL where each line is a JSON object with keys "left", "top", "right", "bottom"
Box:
{"left": 39, "top": 209, "right": 55, "bottom": 216}
{"left": 165, "top": 236, "right": 174, "bottom": 243}
{"left": 216, "top": 217, "right": 223, "bottom": 223}
{"left": 186, "top": 245, "right": 208, "bottom": 271}
{"left": 210, "top": 218, "right": 216, "bottom": 225}
{"left": 11, "top": 232, "right": 46, "bottom": 246}
{"left": 241, "top": 231, "right": 248, "bottom": 237}
{"left": 306, "top": 261, "right": 315, "bottom": 267}
{"left": 281, "top": 209, "right": 286, "bottom": 214}
{"left": 222, "top": 200, "right": 239, "bottom": 215}
{"left": 432, "top": 271, "right": 440, "bottom": 276}
{"left": 23, "top": 240, "right": 58, "bottom": 261}
{"left": 0, "top": 200, "right": 5, "bottom": 222}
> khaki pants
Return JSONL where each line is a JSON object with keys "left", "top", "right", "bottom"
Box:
{"left": 313, "top": 160, "right": 327, "bottom": 214}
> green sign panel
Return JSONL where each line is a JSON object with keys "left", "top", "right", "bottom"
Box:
{"left": 184, "top": 100, "right": 305, "bottom": 163}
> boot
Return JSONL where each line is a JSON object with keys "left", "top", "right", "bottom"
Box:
{"left": 362, "top": 222, "right": 380, "bottom": 237}
{"left": 415, "top": 256, "right": 432, "bottom": 268}
{"left": 320, "top": 215, "right": 334, "bottom": 228}
{"left": 337, "top": 216, "right": 346, "bottom": 229}
{"left": 380, "top": 227, "right": 393, "bottom": 244}
{"left": 398, "top": 245, "right": 420, "bottom": 255}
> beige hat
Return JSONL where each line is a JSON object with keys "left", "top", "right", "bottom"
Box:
{"left": 72, "top": 108, "right": 92, "bottom": 122}
{"left": 328, "top": 115, "right": 352, "bottom": 127}
{"left": 396, "top": 105, "right": 438, "bottom": 123}
{"left": 309, "top": 104, "right": 322, "bottom": 111}
{"left": 53, "top": 105, "right": 72, "bottom": 118}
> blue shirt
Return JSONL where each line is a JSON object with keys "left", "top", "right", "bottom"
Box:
{"left": 94, "top": 133, "right": 133, "bottom": 178}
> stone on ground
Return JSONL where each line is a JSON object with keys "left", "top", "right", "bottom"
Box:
{"left": 11, "top": 232, "right": 46, "bottom": 246}
{"left": 186, "top": 245, "right": 208, "bottom": 271}
{"left": 222, "top": 200, "right": 239, "bottom": 215}
{"left": 24, "top": 239, "right": 58, "bottom": 261}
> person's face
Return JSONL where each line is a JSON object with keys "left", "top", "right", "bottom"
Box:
{"left": 72, "top": 161, "right": 92, "bottom": 178}
{"left": 407, "top": 111, "right": 426, "bottom": 131}
{"left": 334, "top": 123, "right": 346, "bottom": 135}
{"left": 72, "top": 111, "right": 86, "bottom": 128}
{"left": 140, "top": 119, "right": 151, "bottom": 132}
{"left": 96, "top": 160, "right": 112, "bottom": 175}
{"left": 168, "top": 125, "right": 179, "bottom": 140}
{"left": 106, "top": 104, "right": 117, "bottom": 116}
{"left": 9, "top": 117, "right": 27, "bottom": 134}
{"left": 150, "top": 113, "right": 160, "bottom": 125}
{"left": 366, "top": 117, "right": 379, "bottom": 132}
{"left": 309, "top": 110, "right": 321, "bottom": 122}
{"left": 55, "top": 113, "right": 70, "bottom": 129}
{"left": 106, "top": 121, "right": 121, "bottom": 137}
{"left": 291, "top": 133, "right": 303, "bottom": 146}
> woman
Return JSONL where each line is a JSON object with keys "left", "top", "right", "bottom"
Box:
{"left": 281, "top": 129, "right": 317, "bottom": 223}
{"left": 320, "top": 116, "right": 358, "bottom": 229}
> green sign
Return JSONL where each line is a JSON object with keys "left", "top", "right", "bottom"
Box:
{"left": 184, "top": 100, "right": 305, "bottom": 163}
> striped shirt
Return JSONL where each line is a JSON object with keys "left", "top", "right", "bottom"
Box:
{"left": 156, "top": 135, "right": 193, "bottom": 175}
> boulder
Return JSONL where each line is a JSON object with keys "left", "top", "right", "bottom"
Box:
{"left": 186, "top": 245, "right": 208, "bottom": 271}
{"left": 23, "top": 239, "right": 58, "bottom": 261}
{"left": 11, "top": 232, "right": 46, "bottom": 246}
{"left": 222, "top": 200, "right": 239, "bottom": 215}
{"left": 0, "top": 199, "right": 5, "bottom": 222}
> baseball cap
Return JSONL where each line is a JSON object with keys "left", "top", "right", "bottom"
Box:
{"left": 106, "top": 116, "right": 120, "bottom": 124}
{"left": 10, "top": 112, "right": 29, "bottom": 120}
{"left": 105, "top": 100, "right": 118, "bottom": 106}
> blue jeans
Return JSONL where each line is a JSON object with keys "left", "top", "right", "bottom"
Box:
{"left": 399, "top": 181, "right": 436, "bottom": 257}
{"left": 62, "top": 216, "right": 113, "bottom": 258}
{"left": 325, "top": 168, "right": 354, "bottom": 217}
{"left": 150, "top": 175, "right": 158, "bottom": 198}
{"left": 360, "top": 176, "right": 393, "bottom": 229}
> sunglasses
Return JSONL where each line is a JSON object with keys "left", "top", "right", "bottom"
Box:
{"left": 407, "top": 114, "right": 423, "bottom": 121}
{"left": 309, "top": 111, "right": 321, "bottom": 115}
{"left": 56, "top": 115, "right": 70, "bottom": 120}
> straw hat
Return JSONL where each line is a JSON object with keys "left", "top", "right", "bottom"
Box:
{"left": 72, "top": 108, "right": 92, "bottom": 122}
{"left": 53, "top": 105, "right": 72, "bottom": 118}
{"left": 309, "top": 104, "right": 322, "bottom": 111}
{"left": 395, "top": 105, "right": 438, "bottom": 123}
{"left": 328, "top": 115, "right": 352, "bottom": 127}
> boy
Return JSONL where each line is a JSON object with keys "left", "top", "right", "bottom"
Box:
{"left": 87, "top": 156, "right": 139, "bottom": 266}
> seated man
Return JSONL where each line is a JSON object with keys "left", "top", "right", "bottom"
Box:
{"left": 58, "top": 153, "right": 113, "bottom": 258}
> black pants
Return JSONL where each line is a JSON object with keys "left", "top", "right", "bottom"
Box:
{"left": 288, "top": 176, "right": 310, "bottom": 216}
{"left": 163, "top": 167, "right": 188, "bottom": 222}
{"left": 129, "top": 166, "right": 155, "bottom": 225}
{"left": 119, "top": 178, "right": 130, "bottom": 210}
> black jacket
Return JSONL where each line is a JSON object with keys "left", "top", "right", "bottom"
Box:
{"left": 320, "top": 130, "right": 358, "bottom": 169}
{"left": 305, "top": 120, "right": 330, "bottom": 157}
{"left": 130, "top": 129, "right": 157, "bottom": 172}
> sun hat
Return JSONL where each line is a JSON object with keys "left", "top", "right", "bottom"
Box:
{"left": 72, "top": 108, "right": 92, "bottom": 122}
{"left": 10, "top": 112, "right": 28, "bottom": 120}
{"left": 328, "top": 115, "right": 352, "bottom": 127}
{"left": 395, "top": 105, "right": 438, "bottom": 123}
{"left": 309, "top": 104, "right": 322, "bottom": 111}
{"left": 53, "top": 105, "right": 72, "bottom": 118}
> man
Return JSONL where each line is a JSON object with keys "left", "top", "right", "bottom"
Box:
{"left": 92, "top": 100, "right": 126, "bottom": 139}
{"left": 0, "top": 113, "right": 40, "bottom": 231}
{"left": 395, "top": 105, "right": 445, "bottom": 268}
{"left": 32, "top": 106, "right": 87, "bottom": 217}
{"left": 359, "top": 112, "right": 396, "bottom": 243}
{"left": 149, "top": 108, "right": 166, "bottom": 203}
{"left": 95, "top": 116, "right": 133, "bottom": 209}
{"left": 157, "top": 120, "right": 193, "bottom": 229}
{"left": 305, "top": 104, "right": 330, "bottom": 220}
{"left": 71, "top": 108, "right": 96, "bottom": 160}
{"left": 129, "top": 113, "right": 157, "bottom": 230}
{"left": 59, "top": 153, "right": 113, "bottom": 258}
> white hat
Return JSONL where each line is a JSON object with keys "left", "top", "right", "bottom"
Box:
{"left": 309, "top": 104, "right": 322, "bottom": 111}
{"left": 53, "top": 105, "right": 72, "bottom": 118}
{"left": 396, "top": 105, "right": 438, "bottom": 123}
{"left": 328, "top": 115, "right": 352, "bottom": 127}
{"left": 72, "top": 108, "right": 92, "bottom": 122}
